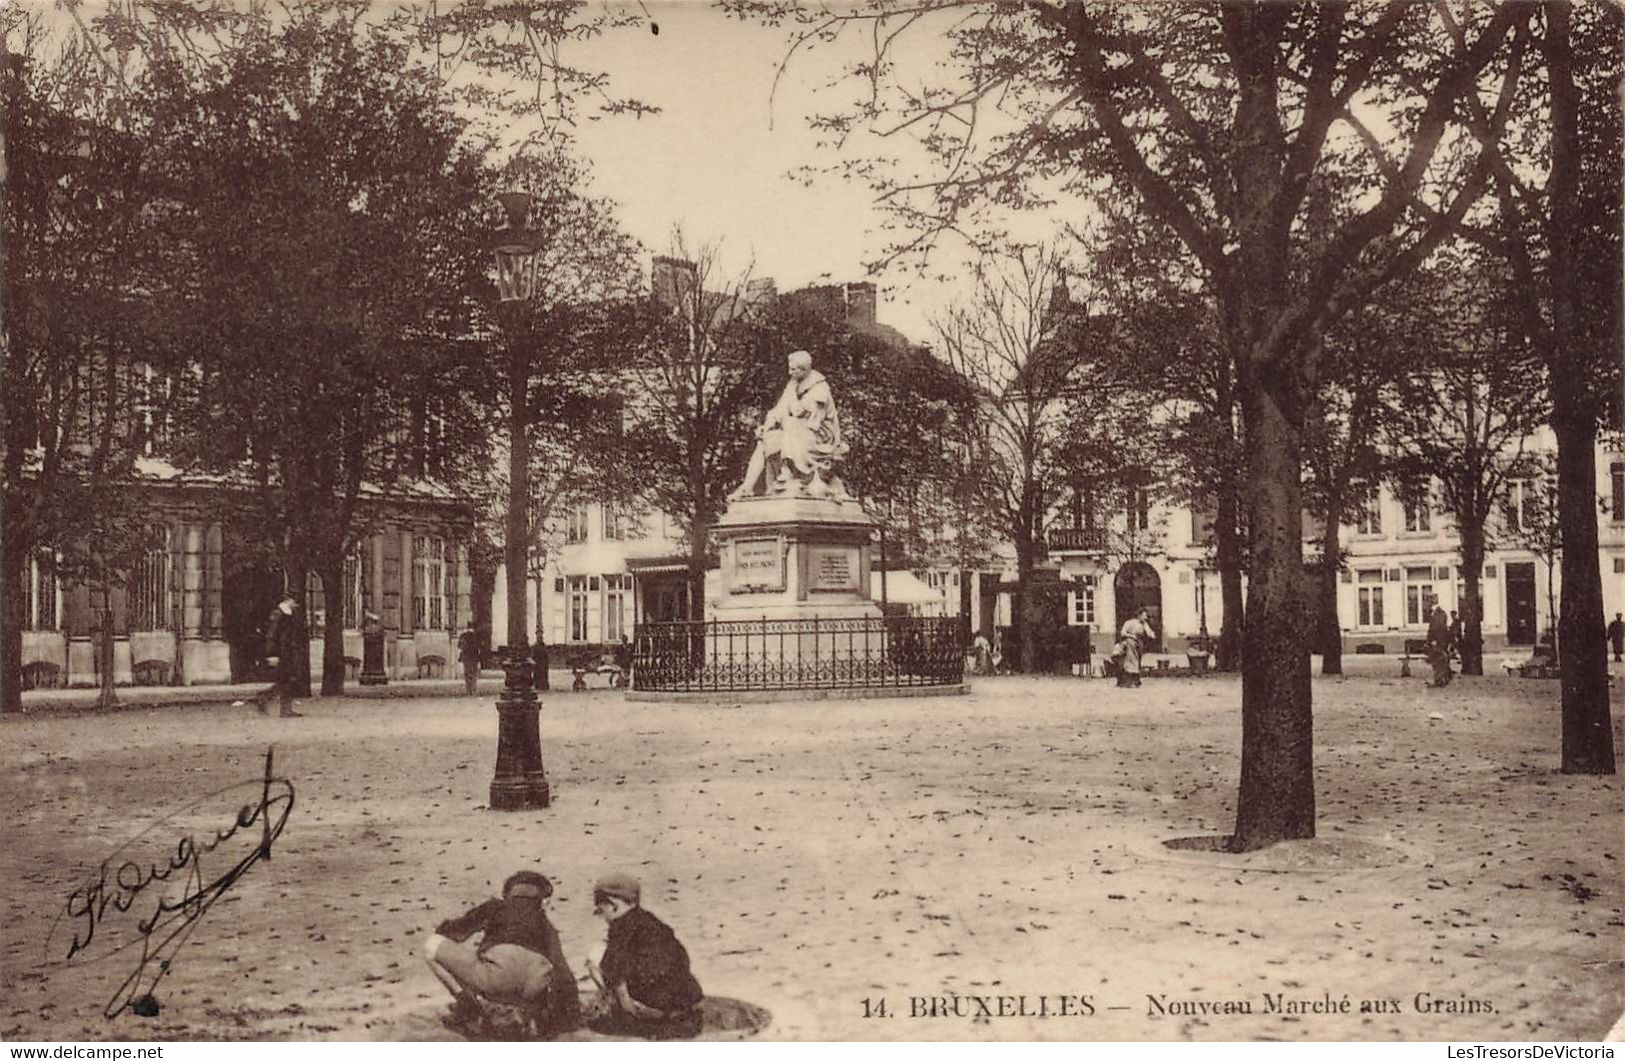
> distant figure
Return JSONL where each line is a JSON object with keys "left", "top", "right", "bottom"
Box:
{"left": 236, "top": 594, "right": 302, "bottom": 717}
{"left": 1450, "top": 610, "right": 1464, "bottom": 652}
{"left": 1117, "top": 608, "right": 1154, "bottom": 688}
{"left": 457, "top": 626, "right": 482, "bottom": 696}
{"left": 1426, "top": 604, "right": 1454, "bottom": 687}
{"left": 1608, "top": 613, "right": 1624, "bottom": 663}
{"left": 585, "top": 873, "right": 704, "bottom": 1040}
{"left": 423, "top": 870, "right": 579, "bottom": 1037}
{"left": 971, "top": 632, "right": 993, "bottom": 676}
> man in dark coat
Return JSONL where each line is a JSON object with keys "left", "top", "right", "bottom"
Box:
{"left": 237, "top": 594, "right": 303, "bottom": 717}
{"left": 424, "top": 870, "right": 580, "bottom": 1037}
{"left": 457, "top": 626, "right": 482, "bottom": 696}
{"left": 1426, "top": 604, "right": 1454, "bottom": 688}
{"left": 1608, "top": 613, "right": 1624, "bottom": 663}
{"left": 585, "top": 872, "right": 703, "bottom": 1039}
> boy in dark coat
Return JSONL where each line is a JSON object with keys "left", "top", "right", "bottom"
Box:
{"left": 424, "top": 870, "right": 581, "bottom": 1037}
{"left": 585, "top": 872, "right": 703, "bottom": 1039}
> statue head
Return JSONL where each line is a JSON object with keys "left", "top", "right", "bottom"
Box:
{"left": 787, "top": 349, "right": 812, "bottom": 382}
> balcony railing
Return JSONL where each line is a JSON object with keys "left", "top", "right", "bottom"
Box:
{"left": 1047, "top": 526, "right": 1107, "bottom": 553}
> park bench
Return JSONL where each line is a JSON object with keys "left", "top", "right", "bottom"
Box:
{"left": 21, "top": 661, "right": 62, "bottom": 689}
{"left": 132, "top": 659, "right": 171, "bottom": 686}
{"left": 570, "top": 651, "right": 627, "bottom": 691}
{"left": 1508, "top": 644, "right": 1559, "bottom": 679}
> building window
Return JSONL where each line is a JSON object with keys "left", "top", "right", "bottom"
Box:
{"left": 1505, "top": 480, "right": 1530, "bottom": 533}
{"left": 413, "top": 536, "right": 447, "bottom": 631}
{"left": 604, "top": 574, "right": 630, "bottom": 642}
{"left": 344, "top": 549, "right": 367, "bottom": 630}
{"left": 1403, "top": 565, "right": 1437, "bottom": 626}
{"left": 566, "top": 507, "right": 590, "bottom": 544}
{"left": 134, "top": 362, "right": 172, "bottom": 457}
{"left": 1069, "top": 585, "right": 1095, "bottom": 626}
{"left": 568, "top": 576, "right": 590, "bottom": 642}
{"left": 1128, "top": 488, "right": 1150, "bottom": 532}
{"left": 603, "top": 504, "right": 626, "bottom": 541}
{"left": 22, "top": 550, "right": 59, "bottom": 632}
{"left": 1353, "top": 490, "right": 1383, "bottom": 536}
{"left": 129, "top": 529, "right": 172, "bottom": 632}
{"left": 1356, "top": 569, "right": 1384, "bottom": 628}
{"left": 1402, "top": 488, "right": 1432, "bottom": 533}
{"left": 1611, "top": 462, "right": 1623, "bottom": 522}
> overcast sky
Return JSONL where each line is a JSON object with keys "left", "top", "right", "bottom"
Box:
{"left": 569, "top": 3, "right": 965, "bottom": 344}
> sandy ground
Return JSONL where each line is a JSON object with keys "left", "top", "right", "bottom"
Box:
{"left": 2, "top": 671, "right": 1621, "bottom": 1043}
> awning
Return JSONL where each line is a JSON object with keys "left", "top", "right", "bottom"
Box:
{"left": 625, "top": 557, "right": 690, "bottom": 573}
{"left": 870, "top": 570, "right": 945, "bottom": 608}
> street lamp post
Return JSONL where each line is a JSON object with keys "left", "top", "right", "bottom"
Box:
{"left": 489, "top": 190, "right": 549, "bottom": 811}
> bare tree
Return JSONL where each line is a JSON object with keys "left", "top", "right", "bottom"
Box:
{"left": 1388, "top": 252, "right": 1549, "bottom": 677}
{"left": 623, "top": 231, "right": 778, "bottom": 627}
{"left": 932, "top": 245, "right": 1087, "bottom": 673}
{"left": 743, "top": 0, "right": 1526, "bottom": 848}
{"left": 1442, "top": 1, "right": 1619, "bottom": 772}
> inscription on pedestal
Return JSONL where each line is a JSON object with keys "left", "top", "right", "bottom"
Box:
{"left": 808, "top": 545, "right": 860, "bottom": 592}
{"left": 733, "top": 539, "right": 784, "bottom": 592}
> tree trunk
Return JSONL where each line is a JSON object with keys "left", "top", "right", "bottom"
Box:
{"left": 1553, "top": 410, "right": 1613, "bottom": 772}
{"left": 687, "top": 520, "right": 707, "bottom": 629}
{"left": 879, "top": 523, "right": 889, "bottom": 608}
{"left": 505, "top": 345, "right": 530, "bottom": 653}
{"left": 1, "top": 528, "right": 25, "bottom": 714}
{"left": 1457, "top": 523, "right": 1487, "bottom": 677}
{"left": 1013, "top": 538, "right": 1037, "bottom": 673}
{"left": 320, "top": 552, "right": 346, "bottom": 696}
{"left": 1214, "top": 484, "right": 1245, "bottom": 672}
{"left": 527, "top": 567, "right": 549, "bottom": 690}
{"left": 1317, "top": 505, "right": 1343, "bottom": 675}
{"left": 1541, "top": 0, "right": 1613, "bottom": 774}
{"left": 959, "top": 567, "right": 974, "bottom": 643}
{"left": 469, "top": 545, "right": 497, "bottom": 659}
{"left": 1232, "top": 373, "right": 1315, "bottom": 851}
{"left": 96, "top": 584, "right": 117, "bottom": 711}
{"left": 687, "top": 434, "right": 710, "bottom": 626}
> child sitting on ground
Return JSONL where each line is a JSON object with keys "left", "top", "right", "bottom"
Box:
{"left": 423, "top": 870, "right": 580, "bottom": 1037}
{"left": 585, "top": 872, "right": 704, "bottom": 1039}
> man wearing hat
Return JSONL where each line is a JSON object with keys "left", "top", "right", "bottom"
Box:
{"left": 586, "top": 872, "right": 704, "bottom": 1039}
{"left": 423, "top": 870, "right": 581, "bottom": 1036}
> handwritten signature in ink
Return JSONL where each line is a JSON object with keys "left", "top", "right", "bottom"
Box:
{"left": 48, "top": 748, "right": 294, "bottom": 1019}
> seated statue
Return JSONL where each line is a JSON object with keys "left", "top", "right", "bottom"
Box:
{"left": 731, "top": 350, "right": 850, "bottom": 501}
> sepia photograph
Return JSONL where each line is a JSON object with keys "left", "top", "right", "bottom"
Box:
{"left": 1, "top": 0, "right": 1621, "bottom": 1047}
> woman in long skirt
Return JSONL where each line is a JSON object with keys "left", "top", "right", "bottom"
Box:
{"left": 1117, "top": 608, "right": 1154, "bottom": 688}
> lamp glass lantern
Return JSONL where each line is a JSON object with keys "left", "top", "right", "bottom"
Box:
{"left": 493, "top": 191, "right": 540, "bottom": 303}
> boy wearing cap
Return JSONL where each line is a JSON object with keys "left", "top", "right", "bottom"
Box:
{"left": 423, "top": 870, "right": 581, "bottom": 1036}
{"left": 586, "top": 872, "right": 704, "bottom": 1039}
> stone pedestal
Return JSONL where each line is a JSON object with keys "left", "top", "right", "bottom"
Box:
{"left": 711, "top": 494, "right": 880, "bottom": 621}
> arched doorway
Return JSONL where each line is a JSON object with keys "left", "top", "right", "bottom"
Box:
{"left": 1114, "top": 562, "right": 1163, "bottom": 652}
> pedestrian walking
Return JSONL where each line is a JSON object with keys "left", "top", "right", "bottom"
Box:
{"left": 457, "top": 626, "right": 482, "bottom": 696}
{"left": 1426, "top": 604, "right": 1454, "bottom": 688}
{"left": 1608, "top": 612, "right": 1624, "bottom": 663}
{"left": 1116, "top": 608, "right": 1154, "bottom": 689}
{"left": 236, "top": 593, "right": 303, "bottom": 717}
{"left": 1450, "top": 610, "right": 1464, "bottom": 651}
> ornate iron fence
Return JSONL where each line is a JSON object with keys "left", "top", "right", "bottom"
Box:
{"left": 631, "top": 615, "right": 964, "bottom": 692}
